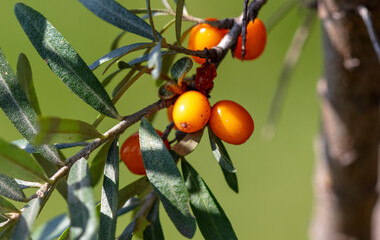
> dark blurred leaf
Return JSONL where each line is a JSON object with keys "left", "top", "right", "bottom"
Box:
{"left": 12, "top": 197, "right": 41, "bottom": 240}
{"left": 175, "top": 0, "right": 185, "bottom": 45}
{"left": 208, "top": 128, "right": 237, "bottom": 173}
{"left": 31, "top": 214, "right": 70, "bottom": 240}
{"left": 0, "top": 137, "right": 48, "bottom": 182}
{"left": 89, "top": 43, "right": 153, "bottom": 71}
{"left": 67, "top": 158, "right": 98, "bottom": 240}
{"left": 0, "top": 174, "right": 26, "bottom": 202}
{"left": 0, "top": 219, "right": 16, "bottom": 240}
{"left": 170, "top": 57, "right": 193, "bottom": 82}
{"left": 16, "top": 53, "right": 41, "bottom": 115}
{"left": 15, "top": 3, "right": 121, "bottom": 120}
{"left": 35, "top": 117, "right": 103, "bottom": 145}
{"left": 89, "top": 138, "right": 113, "bottom": 186}
{"left": 148, "top": 40, "right": 162, "bottom": 80}
{"left": 0, "top": 196, "right": 20, "bottom": 215}
{"left": 161, "top": 51, "right": 176, "bottom": 76}
{"left": 102, "top": 69, "right": 124, "bottom": 88}
{"left": 172, "top": 128, "right": 204, "bottom": 156}
{"left": 33, "top": 154, "right": 68, "bottom": 199}
{"left": 221, "top": 167, "right": 239, "bottom": 193}
{"left": 99, "top": 138, "right": 119, "bottom": 240}
{"left": 265, "top": 0, "right": 297, "bottom": 32}
{"left": 117, "top": 198, "right": 142, "bottom": 217}
{"left": 139, "top": 118, "right": 196, "bottom": 238}
{"left": 118, "top": 176, "right": 150, "bottom": 209}
{"left": 263, "top": 10, "right": 316, "bottom": 139}
{"left": 111, "top": 31, "right": 127, "bottom": 51}
{"left": 143, "top": 200, "right": 164, "bottom": 240}
{"left": 118, "top": 219, "right": 136, "bottom": 240}
{"left": 182, "top": 159, "right": 238, "bottom": 240}
{"left": 0, "top": 48, "right": 62, "bottom": 165}
{"left": 79, "top": 0, "right": 162, "bottom": 41}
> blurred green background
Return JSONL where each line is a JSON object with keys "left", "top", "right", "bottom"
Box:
{"left": 0, "top": 0, "right": 321, "bottom": 239}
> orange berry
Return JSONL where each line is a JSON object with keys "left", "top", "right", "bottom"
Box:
{"left": 209, "top": 100, "right": 254, "bottom": 145}
{"left": 234, "top": 18, "right": 267, "bottom": 60}
{"left": 188, "top": 18, "right": 228, "bottom": 64}
{"left": 167, "top": 105, "right": 177, "bottom": 130}
{"left": 173, "top": 91, "right": 211, "bottom": 133}
{"left": 120, "top": 130, "right": 170, "bottom": 175}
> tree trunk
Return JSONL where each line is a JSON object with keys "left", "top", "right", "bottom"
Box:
{"left": 311, "top": 0, "right": 380, "bottom": 240}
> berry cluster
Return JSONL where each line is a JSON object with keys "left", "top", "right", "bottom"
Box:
{"left": 121, "top": 17, "right": 265, "bottom": 175}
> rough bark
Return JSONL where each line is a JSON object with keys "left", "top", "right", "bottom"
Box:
{"left": 311, "top": 0, "right": 380, "bottom": 240}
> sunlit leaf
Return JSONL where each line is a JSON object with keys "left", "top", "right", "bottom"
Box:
{"left": 208, "top": 128, "right": 237, "bottom": 173}
{"left": 117, "top": 198, "right": 142, "bottom": 217}
{"left": 172, "top": 128, "right": 204, "bottom": 156}
{"left": 139, "top": 118, "right": 196, "bottom": 238}
{"left": 175, "top": 0, "right": 185, "bottom": 45}
{"left": 99, "top": 138, "right": 119, "bottom": 240}
{"left": 89, "top": 43, "right": 153, "bottom": 71}
{"left": 67, "top": 158, "right": 98, "bottom": 240}
{"left": 89, "top": 139, "right": 114, "bottom": 186}
{"left": 31, "top": 214, "right": 70, "bottom": 240}
{"left": 0, "top": 48, "right": 62, "bottom": 165}
{"left": 0, "top": 138, "right": 48, "bottom": 182}
{"left": 16, "top": 53, "right": 41, "bottom": 115}
{"left": 35, "top": 117, "right": 103, "bottom": 145}
{"left": 79, "top": 0, "right": 162, "bottom": 41}
{"left": 15, "top": 3, "right": 121, "bottom": 120}
{"left": 12, "top": 139, "right": 88, "bottom": 154}
{"left": 143, "top": 200, "right": 164, "bottom": 240}
{"left": 12, "top": 197, "right": 41, "bottom": 240}
{"left": 148, "top": 40, "right": 162, "bottom": 80}
{"left": 0, "top": 174, "right": 26, "bottom": 202}
{"left": 182, "top": 159, "right": 238, "bottom": 240}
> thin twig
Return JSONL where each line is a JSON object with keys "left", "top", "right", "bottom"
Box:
{"left": 242, "top": 0, "right": 249, "bottom": 60}
{"left": 357, "top": 5, "right": 380, "bottom": 63}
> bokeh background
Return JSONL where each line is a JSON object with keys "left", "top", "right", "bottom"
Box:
{"left": 0, "top": 0, "right": 321, "bottom": 239}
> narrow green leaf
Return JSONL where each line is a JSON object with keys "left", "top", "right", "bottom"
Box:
{"left": 16, "top": 53, "right": 41, "bottom": 116}
{"left": 221, "top": 167, "right": 239, "bottom": 193}
{"left": 148, "top": 40, "right": 162, "bottom": 80}
{"left": 15, "top": 3, "right": 121, "bottom": 120}
{"left": 89, "top": 42, "right": 153, "bottom": 71}
{"left": 170, "top": 57, "right": 193, "bottom": 82}
{"left": 208, "top": 128, "right": 237, "bottom": 173}
{"left": 99, "top": 138, "right": 119, "bottom": 240}
{"left": 111, "top": 31, "right": 127, "bottom": 51}
{"left": 0, "top": 196, "right": 20, "bottom": 215}
{"left": 0, "top": 138, "right": 48, "bottom": 182}
{"left": 0, "top": 173, "right": 27, "bottom": 202}
{"left": 139, "top": 118, "right": 196, "bottom": 238}
{"left": 175, "top": 0, "right": 185, "bottom": 45}
{"left": 31, "top": 214, "right": 70, "bottom": 240}
{"left": 12, "top": 139, "right": 88, "bottom": 154}
{"left": 118, "top": 177, "right": 150, "bottom": 209}
{"left": 143, "top": 200, "right": 164, "bottom": 240}
{"left": 33, "top": 154, "right": 68, "bottom": 199}
{"left": 79, "top": 0, "right": 162, "bottom": 41}
{"left": 89, "top": 139, "right": 114, "bottom": 186}
{"left": 67, "top": 158, "right": 98, "bottom": 240}
{"left": 35, "top": 117, "right": 103, "bottom": 145}
{"left": 117, "top": 198, "right": 142, "bottom": 217}
{"left": 0, "top": 48, "right": 62, "bottom": 165}
{"left": 182, "top": 159, "right": 238, "bottom": 240}
{"left": 171, "top": 128, "right": 204, "bottom": 156}
{"left": 12, "top": 197, "right": 41, "bottom": 240}
{"left": 57, "top": 227, "right": 69, "bottom": 240}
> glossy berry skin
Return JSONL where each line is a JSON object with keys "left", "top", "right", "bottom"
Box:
{"left": 173, "top": 91, "right": 211, "bottom": 133}
{"left": 209, "top": 100, "right": 254, "bottom": 145}
{"left": 188, "top": 18, "right": 228, "bottom": 64}
{"left": 195, "top": 62, "right": 217, "bottom": 95}
{"left": 120, "top": 130, "right": 170, "bottom": 175}
{"left": 234, "top": 18, "right": 267, "bottom": 60}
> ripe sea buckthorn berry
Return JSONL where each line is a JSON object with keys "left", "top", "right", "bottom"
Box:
{"left": 167, "top": 105, "right": 177, "bottom": 130}
{"left": 234, "top": 18, "right": 267, "bottom": 60}
{"left": 120, "top": 130, "right": 170, "bottom": 175}
{"left": 195, "top": 62, "right": 217, "bottom": 95}
{"left": 173, "top": 90, "right": 211, "bottom": 133}
{"left": 209, "top": 100, "right": 254, "bottom": 145}
{"left": 188, "top": 18, "right": 228, "bottom": 64}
